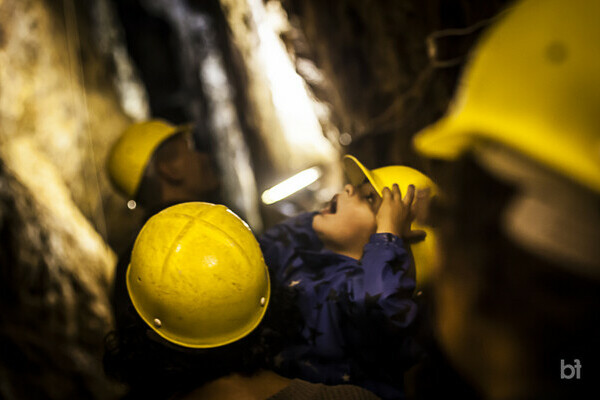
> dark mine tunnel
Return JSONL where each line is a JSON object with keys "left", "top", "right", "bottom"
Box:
{"left": 0, "top": 0, "right": 598, "bottom": 399}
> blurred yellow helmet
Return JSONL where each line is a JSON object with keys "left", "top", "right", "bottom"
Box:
{"left": 413, "top": 0, "right": 600, "bottom": 193}
{"left": 344, "top": 155, "right": 439, "bottom": 288}
{"left": 126, "top": 202, "right": 270, "bottom": 348}
{"left": 107, "top": 120, "right": 191, "bottom": 199}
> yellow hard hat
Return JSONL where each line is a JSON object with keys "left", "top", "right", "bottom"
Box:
{"left": 413, "top": 0, "right": 600, "bottom": 193}
{"left": 126, "top": 202, "right": 270, "bottom": 348}
{"left": 343, "top": 155, "right": 439, "bottom": 288}
{"left": 107, "top": 120, "right": 191, "bottom": 198}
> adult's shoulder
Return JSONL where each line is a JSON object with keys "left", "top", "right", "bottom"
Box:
{"left": 269, "top": 379, "right": 381, "bottom": 400}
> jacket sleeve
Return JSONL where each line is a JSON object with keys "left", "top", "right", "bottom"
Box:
{"left": 258, "top": 212, "right": 322, "bottom": 280}
{"left": 341, "top": 233, "right": 417, "bottom": 330}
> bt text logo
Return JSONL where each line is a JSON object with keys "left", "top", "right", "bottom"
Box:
{"left": 560, "top": 359, "right": 581, "bottom": 380}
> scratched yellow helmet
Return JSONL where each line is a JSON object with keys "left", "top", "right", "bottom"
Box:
{"left": 107, "top": 120, "right": 191, "bottom": 199}
{"left": 344, "top": 155, "right": 439, "bottom": 287}
{"left": 413, "top": 0, "right": 600, "bottom": 194}
{"left": 126, "top": 202, "right": 270, "bottom": 348}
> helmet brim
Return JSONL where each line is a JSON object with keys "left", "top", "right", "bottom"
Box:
{"left": 343, "top": 155, "right": 384, "bottom": 197}
{"left": 412, "top": 115, "right": 474, "bottom": 162}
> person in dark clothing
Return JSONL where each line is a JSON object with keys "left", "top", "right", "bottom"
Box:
{"left": 103, "top": 202, "right": 381, "bottom": 400}
{"left": 259, "top": 155, "right": 437, "bottom": 399}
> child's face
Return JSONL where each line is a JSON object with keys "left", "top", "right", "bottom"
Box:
{"left": 312, "top": 182, "right": 382, "bottom": 259}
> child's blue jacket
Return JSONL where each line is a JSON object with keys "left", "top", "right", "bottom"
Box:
{"left": 258, "top": 212, "right": 421, "bottom": 400}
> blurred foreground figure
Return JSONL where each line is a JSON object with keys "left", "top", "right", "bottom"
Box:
{"left": 104, "top": 202, "right": 381, "bottom": 400}
{"left": 413, "top": 0, "right": 600, "bottom": 398}
{"left": 106, "top": 120, "right": 221, "bottom": 330}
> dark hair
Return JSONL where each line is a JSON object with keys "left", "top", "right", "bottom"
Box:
{"left": 104, "top": 271, "right": 304, "bottom": 399}
{"left": 427, "top": 154, "right": 600, "bottom": 397}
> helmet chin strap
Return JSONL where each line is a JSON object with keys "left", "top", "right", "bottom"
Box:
{"left": 474, "top": 143, "right": 600, "bottom": 280}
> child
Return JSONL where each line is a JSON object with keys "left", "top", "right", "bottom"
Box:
{"left": 258, "top": 155, "right": 437, "bottom": 399}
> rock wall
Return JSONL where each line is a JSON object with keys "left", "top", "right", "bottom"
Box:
{"left": 276, "top": 0, "right": 510, "bottom": 169}
{"left": 0, "top": 0, "right": 146, "bottom": 397}
{"left": 0, "top": 140, "right": 118, "bottom": 400}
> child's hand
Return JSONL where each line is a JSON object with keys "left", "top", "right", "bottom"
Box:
{"left": 376, "top": 184, "right": 426, "bottom": 242}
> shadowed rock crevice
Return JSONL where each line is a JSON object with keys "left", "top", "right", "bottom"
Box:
{"left": 0, "top": 157, "right": 118, "bottom": 399}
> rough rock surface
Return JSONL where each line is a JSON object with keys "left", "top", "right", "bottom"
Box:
{"left": 277, "top": 0, "right": 509, "bottom": 169}
{"left": 0, "top": 140, "right": 118, "bottom": 399}
{"left": 0, "top": 0, "right": 142, "bottom": 398}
